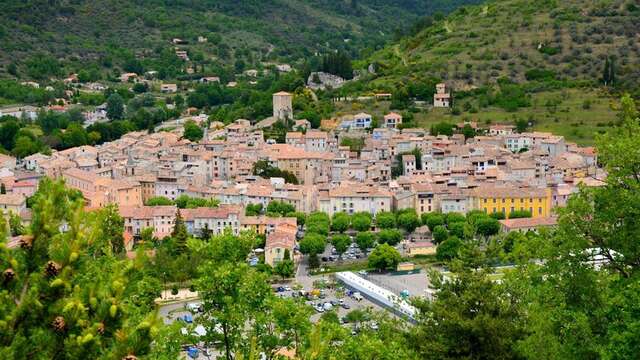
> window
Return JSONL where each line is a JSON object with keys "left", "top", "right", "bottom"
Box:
{"left": 538, "top": 207, "right": 543, "bottom": 215}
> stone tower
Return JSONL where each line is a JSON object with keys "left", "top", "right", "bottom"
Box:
{"left": 273, "top": 91, "right": 293, "bottom": 121}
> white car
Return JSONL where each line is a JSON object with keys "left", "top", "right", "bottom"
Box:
{"left": 186, "top": 302, "right": 203, "bottom": 313}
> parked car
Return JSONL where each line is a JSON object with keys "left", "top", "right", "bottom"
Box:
{"left": 357, "top": 270, "right": 368, "bottom": 276}
{"left": 341, "top": 303, "right": 351, "bottom": 310}
{"left": 323, "top": 302, "right": 333, "bottom": 311}
{"left": 186, "top": 302, "right": 203, "bottom": 313}
{"left": 352, "top": 292, "right": 363, "bottom": 301}
{"left": 275, "top": 286, "right": 286, "bottom": 293}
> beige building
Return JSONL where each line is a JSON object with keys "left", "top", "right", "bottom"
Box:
{"left": 264, "top": 229, "right": 296, "bottom": 267}
{"left": 434, "top": 83, "right": 451, "bottom": 108}
{"left": 273, "top": 91, "right": 293, "bottom": 121}
{"left": 63, "top": 168, "right": 142, "bottom": 208}
{"left": 318, "top": 183, "right": 392, "bottom": 217}
{"left": 383, "top": 112, "right": 403, "bottom": 129}
{"left": 0, "top": 194, "right": 27, "bottom": 222}
{"left": 499, "top": 217, "right": 557, "bottom": 233}
{"left": 406, "top": 242, "right": 437, "bottom": 256}
{"left": 120, "top": 205, "right": 177, "bottom": 240}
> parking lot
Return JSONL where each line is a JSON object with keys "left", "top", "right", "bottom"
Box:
{"left": 273, "top": 283, "right": 383, "bottom": 323}
{"left": 364, "top": 271, "right": 430, "bottom": 298}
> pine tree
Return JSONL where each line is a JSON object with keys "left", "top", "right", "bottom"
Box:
{"left": 0, "top": 179, "right": 160, "bottom": 358}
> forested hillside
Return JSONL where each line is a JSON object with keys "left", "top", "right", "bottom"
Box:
{"left": 356, "top": 0, "right": 640, "bottom": 92}
{"left": 0, "top": 0, "right": 484, "bottom": 79}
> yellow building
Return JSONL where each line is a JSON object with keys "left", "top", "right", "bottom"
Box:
{"left": 406, "top": 242, "right": 437, "bottom": 257}
{"left": 472, "top": 186, "right": 552, "bottom": 219}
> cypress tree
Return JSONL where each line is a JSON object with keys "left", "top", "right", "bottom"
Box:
{"left": 602, "top": 57, "right": 610, "bottom": 86}
{"left": 172, "top": 210, "right": 189, "bottom": 254}
{"left": 609, "top": 57, "right": 615, "bottom": 87}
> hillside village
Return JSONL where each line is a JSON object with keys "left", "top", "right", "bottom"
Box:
{"left": 0, "top": 87, "right": 604, "bottom": 268}
{"left": 2, "top": 1, "right": 640, "bottom": 358}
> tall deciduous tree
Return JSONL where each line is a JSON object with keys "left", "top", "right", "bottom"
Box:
{"left": 106, "top": 93, "right": 124, "bottom": 120}
{"left": 368, "top": 243, "right": 402, "bottom": 271}
{"left": 97, "top": 204, "right": 125, "bottom": 255}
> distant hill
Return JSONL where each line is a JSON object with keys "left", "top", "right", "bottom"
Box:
{"left": 0, "top": 0, "right": 484, "bottom": 80}
{"left": 358, "top": 0, "right": 640, "bottom": 94}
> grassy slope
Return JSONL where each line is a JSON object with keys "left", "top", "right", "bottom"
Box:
{"left": 365, "top": 0, "right": 640, "bottom": 91}
{"left": 334, "top": 88, "right": 616, "bottom": 146}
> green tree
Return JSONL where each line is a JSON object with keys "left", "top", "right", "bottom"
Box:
{"left": 171, "top": 210, "right": 189, "bottom": 254}
{"left": 271, "top": 298, "right": 313, "bottom": 354}
{"left": 351, "top": 212, "right": 372, "bottom": 232}
{"left": 331, "top": 234, "right": 351, "bottom": 258}
{"left": 266, "top": 201, "right": 296, "bottom": 217}
{"left": 368, "top": 243, "right": 402, "bottom": 271}
{"left": 196, "top": 261, "right": 271, "bottom": 360}
{"left": 377, "top": 228, "right": 403, "bottom": 246}
{"left": 183, "top": 120, "right": 204, "bottom": 142}
{"left": 462, "top": 123, "right": 476, "bottom": 139}
{"left": 245, "top": 203, "right": 263, "bottom": 216}
{"left": 445, "top": 212, "right": 466, "bottom": 225}
{"left": 274, "top": 259, "right": 294, "bottom": 280}
{"left": 448, "top": 221, "right": 467, "bottom": 239}
{"left": 106, "top": 93, "right": 125, "bottom": 120}
{"left": 299, "top": 233, "right": 326, "bottom": 255}
{"left": 8, "top": 211, "right": 23, "bottom": 236}
{"left": 375, "top": 211, "right": 396, "bottom": 229}
{"left": 286, "top": 211, "right": 306, "bottom": 227}
{"left": 398, "top": 210, "right": 420, "bottom": 233}
{"left": 514, "top": 118, "right": 528, "bottom": 133}
{"left": 508, "top": 210, "right": 531, "bottom": 219}
{"left": 412, "top": 265, "right": 525, "bottom": 359}
{"left": 331, "top": 212, "right": 351, "bottom": 233}
{"left": 98, "top": 204, "right": 126, "bottom": 255}
{"left": 355, "top": 231, "right": 376, "bottom": 253}
{"left": 145, "top": 196, "right": 174, "bottom": 206}
{"left": 476, "top": 217, "right": 501, "bottom": 238}
{"left": 436, "top": 237, "right": 463, "bottom": 261}
{"left": 140, "top": 227, "right": 156, "bottom": 245}
{"left": 423, "top": 213, "right": 445, "bottom": 231}
{"left": 0, "top": 179, "right": 160, "bottom": 359}
{"left": 432, "top": 225, "right": 449, "bottom": 244}
{"left": 12, "top": 135, "right": 41, "bottom": 158}
{"left": 306, "top": 212, "right": 330, "bottom": 236}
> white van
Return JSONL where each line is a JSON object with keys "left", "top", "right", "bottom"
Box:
{"left": 352, "top": 292, "right": 363, "bottom": 301}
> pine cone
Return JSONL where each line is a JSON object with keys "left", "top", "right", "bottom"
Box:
{"left": 52, "top": 316, "right": 66, "bottom": 332}
{"left": 19, "top": 235, "right": 33, "bottom": 249}
{"left": 97, "top": 322, "right": 105, "bottom": 335}
{"left": 45, "top": 261, "right": 61, "bottom": 277}
{"left": 123, "top": 355, "right": 138, "bottom": 360}
{"left": 3, "top": 268, "right": 15, "bottom": 283}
